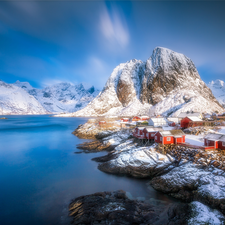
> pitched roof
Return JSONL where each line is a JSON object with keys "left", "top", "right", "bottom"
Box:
{"left": 178, "top": 112, "right": 201, "bottom": 118}
{"left": 158, "top": 130, "right": 185, "bottom": 137}
{"left": 204, "top": 133, "right": 225, "bottom": 141}
{"left": 170, "top": 130, "right": 185, "bottom": 137}
{"left": 187, "top": 116, "right": 203, "bottom": 122}
{"left": 150, "top": 117, "right": 168, "bottom": 123}
{"left": 145, "top": 127, "right": 163, "bottom": 132}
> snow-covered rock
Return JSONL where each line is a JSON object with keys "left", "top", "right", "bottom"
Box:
{"left": 188, "top": 201, "right": 225, "bottom": 225}
{"left": 96, "top": 142, "right": 175, "bottom": 178}
{"left": 63, "top": 47, "right": 223, "bottom": 117}
{"left": 0, "top": 80, "right": 49, "bottom": 115}
{"left": 14, "top": 81, "right": 99, "bottom": 113}
{"left": 208, "top": 79, "right": 225, "bottom": 108}
{"left": 150, "top": 162, "right": 225, "bottom": 214}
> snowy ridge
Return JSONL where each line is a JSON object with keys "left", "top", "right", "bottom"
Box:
{"left": 14, "top": 81, "right": 99, "bottom": 113}
{"left": 0, "top": 80, "right": 48, "bottom": 115}
{"left": 208, "top": 79, "right": 225, "bottom": 108}
{"left": 60, "top": 47, "right": 223, "bottom": 117}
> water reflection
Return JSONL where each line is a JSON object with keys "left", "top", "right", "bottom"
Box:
{"left": 0, "top": 116, "right": 176, "bottom": 225}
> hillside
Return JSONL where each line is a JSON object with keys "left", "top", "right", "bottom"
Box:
{"left": 59, "top": 47, "right": 223, "bottom": 117}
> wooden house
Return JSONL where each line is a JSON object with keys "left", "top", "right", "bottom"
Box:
{"left": 143, "top": 127, "right": 163, "bottom": 140}
{"left": 180, "top": 116, "right": 203, "bottom": 128}
{"left": 140, "top": 116, "right": 150, "bottom": 121}
{"left": 99, "top": 121, "right": 106, "bottom": 125}
{"left": 121, "top": 118, "right": 129, "bottom": 122}
{"left": 204, "top": 133, "right": 225, "bottom": 150}
{"left": 133, "top": 127, "right": 145, "bottom": 137}
{"left": 154, "top": 130, "right": 185, "bottom": 145}
{"left": 132, "top": 116, "right": 141, "bottom": 121}
{"left": 178, "top": 111, "right": 203, "bottom": 122}
{"left": 148, "top": 117, "right": 168, "bottom": 127}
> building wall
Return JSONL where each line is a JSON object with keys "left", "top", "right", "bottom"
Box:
{"left": 176, "top": 136, "right": 185, "bottom": 143}
{"left": 180, "top": 117, "right": 191, "bottom": 128}
{"left": 154, "top": 132, "right": 162, "bottom": 144}
{"left": 218, "top": 141, "right": 225, "bottom": 150}
{"left": 204, "top": 139, "right": 215, "bottom": 147}
{"left": 163, "top": 136, "right": 174, "bottom": 144}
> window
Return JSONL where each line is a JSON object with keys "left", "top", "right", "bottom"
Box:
{"left": 151, "top": 133, "right": 154, "bottom": 137}
{"left": 155, "top": 136, "right": 157, "bottom": 140}
{"left": 222, "top": 142, "right": 225, "bottom": 147}
{"left": 160, "top": 137, "right": 162, "bottom": 141}
{"left": 167, "top": 137, "right": 171, "bottom": 141}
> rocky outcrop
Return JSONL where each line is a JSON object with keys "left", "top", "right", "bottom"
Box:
{"left": 69, "top": 190, "right": 225, "bottom": 225}
{"left": 95, "top": 142, "right": 176, "bottom": 178}
{"left": 150, "top": 163, "right": 225, "bottom": 214}
{"left": 63, "top": 47, "right": 223, "bottom": 117}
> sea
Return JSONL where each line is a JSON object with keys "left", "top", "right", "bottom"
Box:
{"left": 0, "top": 115, "right": 175, "bottom": 225}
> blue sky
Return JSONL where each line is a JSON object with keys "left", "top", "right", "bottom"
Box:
{"left": 0, "top": 1, "right": 224, "bottom": 89}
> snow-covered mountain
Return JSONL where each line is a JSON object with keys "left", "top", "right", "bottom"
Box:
{"left": 0, "top": 80, "right": 49, "bottom": 115}
{"left": 14, "top": 81, "right": 99, "bottom": 113}
{"left": 61, "top": 47, "right": 223, "bottom": 117}
{"left": 208, "top": 80, "right": 225, "bottom": 108}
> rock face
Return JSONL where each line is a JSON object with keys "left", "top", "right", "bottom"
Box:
{"left": 14, "top": 81, "right": 99, "bottom": 113}
{"left": 150, "top": 163, "right": 225, "bottom": 214}
{"left": 95, "top": 141, "right": 176, "bottom": 178}
{"left": 208, "top": 79, "right": 225, "bottom": 108}
{"left": 69, "top": 190, "right": 186, "bottom": 225}
{"left": 0, "top": 80, "right": 49, "bottom": 115}
{"left": 65, "top": 47, "right": 223, "bottom": 117}
{"left": 68, "top": 190, "right": 225, "bottom": 225}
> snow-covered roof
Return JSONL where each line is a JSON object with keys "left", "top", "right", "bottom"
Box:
{"left": 178, "top": 112, "right": 201, "bottom": 118}
{"left": 150, "top": 117, "right": 167, "bottom": 122}
{"left": 204, "top": 133, "right": 225, "bottom": 141}
{"left": 170, "top": 130, "right": 185, "bottom": 137}
{"left": 187, "top": 116, "right": 203, "bottom": 122}
{"left": 145, "top": 127, "right": 163, "bottom": 132}
{"left": 158, "top": 130, "right": 184, "bottom": 137}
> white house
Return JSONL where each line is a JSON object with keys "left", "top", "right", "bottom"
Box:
{"left": 148, "top": 117, "right": 168, "bottom": 127}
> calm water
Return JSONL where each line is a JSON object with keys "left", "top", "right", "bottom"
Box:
{"left": 0, "top": 115, "right": 175, "bottom": 225}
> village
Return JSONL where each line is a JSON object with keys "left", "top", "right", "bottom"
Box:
{"left": 98, "top": 111, "right": 225, "bottom": 151}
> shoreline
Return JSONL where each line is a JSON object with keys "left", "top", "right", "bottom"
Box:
{"left": 69, "top": 119, "right": 225, "bottom": 224}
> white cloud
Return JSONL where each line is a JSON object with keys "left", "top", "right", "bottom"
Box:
{"left": 100, "top": 6, "right": 129, "bottom": 48}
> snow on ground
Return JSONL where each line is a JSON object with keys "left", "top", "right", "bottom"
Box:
{"left": 153, "top": 162, "right": 225, "bottom": 204}
{"left": 109, "top": 142, "right": 175, "bottom": 169}
{"left": 218, "top": 126, "right": 225, "bottom": 134}
{"left": 185, "top": 134, "right": 204, "bottom": 146}
{"left": 188, "top": 201, "right": 225, "bottom": 225}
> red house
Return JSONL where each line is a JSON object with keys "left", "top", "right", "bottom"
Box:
{"left": 132, "top": 116, "right": 141, "bottom": 121}
{"left": 133, "top": 127, "right": 145, "bottom": 138}
{"left": 121, "top": 118, "right": 129, "bottom": 122}
{"left": 99, "top": 121, "right": 106, "bottom": 125}
{"left": 140, "top": 116, "right": 150, "bottom": 121}
{"left": 204, "top": 133, "right": 225, "bottom": 150}
{"left": 143, "top": 128, "right": 163, "bottom": 139}
{"left": 154, "top": 130, "right": 185, "bottom": 145}
{"left": 180, "top": 116, "right": 203, "bottom": 128}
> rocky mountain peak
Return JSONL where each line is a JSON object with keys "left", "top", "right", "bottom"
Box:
{"left": 58, "top": 47, "right": 224, "bottom": 117}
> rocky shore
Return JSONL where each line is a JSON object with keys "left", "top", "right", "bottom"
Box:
{"left": 69, "top": 190, "right": 225, "bottom": 225}
{"left": 71, "top": 120, "right": 225, "bottom": 223}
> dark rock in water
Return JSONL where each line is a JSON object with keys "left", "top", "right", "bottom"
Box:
{"left": 68, "top": 190, "right": 190, "bottom": 225}
{"left": 76, "top": 140, "right": 115, "bottom": 153}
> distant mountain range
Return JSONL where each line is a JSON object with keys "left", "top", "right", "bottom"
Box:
{"left": 59, "top": 47, "right": 224, "bottom": 117}
{"left": 0, "top": 47, "right": 224, "bottom": 116}
{"left": 208, "top": 80, "right": 225, "bottom": 108}
{"left": 0, "top": 80, "right": 99, "bottom": 115}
